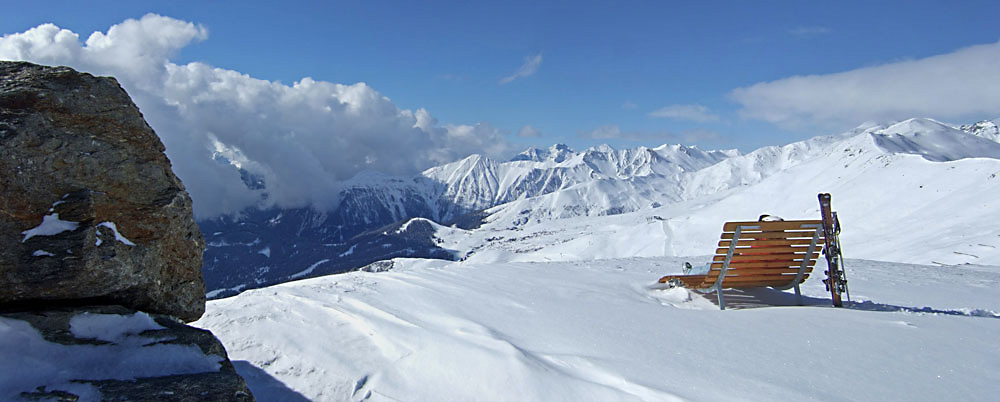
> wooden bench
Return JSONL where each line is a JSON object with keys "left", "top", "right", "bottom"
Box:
{"left": 658, "top": 220, "right": 825, "bottom": 310}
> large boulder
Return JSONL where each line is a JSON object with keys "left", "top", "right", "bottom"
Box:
{"left": 0, "top": 61, "right": 206, "bottom": 321}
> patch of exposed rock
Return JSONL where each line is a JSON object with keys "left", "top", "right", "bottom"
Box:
{"left": 1, "top": 305, "right": 253, "bottom": 401}
{"left": 0, "top": 61, "right": 205, "bottom": 321}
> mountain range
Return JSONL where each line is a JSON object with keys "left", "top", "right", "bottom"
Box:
{"left": 201, "top": 118, "right": 1000, "bottom": 297}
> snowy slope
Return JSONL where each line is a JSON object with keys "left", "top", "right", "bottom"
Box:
{"left": 473, "top": 118, "right": 1000, "bottom": 266}
{"left": 202, "top": 117, "right": 1000, "bottom": 296}
{"left": 192, "top": 117, "right": 1000, "bottom": 401}
{"left": 873, "top": 118, "right": 1000, "bottom": 161}
{"left": 194, "top": 257, "right": 1000, "bottom": 402}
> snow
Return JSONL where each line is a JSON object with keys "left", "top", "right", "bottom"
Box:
{"left": 1, "top": 312, "right": 223, "bottom": 401}
{"left": 21, "top": 213, "right": 79, "bottom": 242}
{"left": 258, "top": 246, "right": 271, "bottom": 258}
{"left": 190, "top": 118, "right": 1000, "bottom": 401}
{"left": 289, "top": 259, "right": 331, "bottom": 279}
{"left": 394, "top": 217, "right": 431, "bottom": 234}
{"left": 960, "top": 119, "right": 1000, "bottom": 143}
{"left": 207, "top": 237, "right": 261, "bottom": 248}
{"left": 195, "top": 257, "right": 1000, "bottom": 401}
{"left": 466, "top": 118, "right": 1000, "bottom": 267}
{"left": 205, "top": 288, "right": 227, "bottom": 299}
{"left": 9, "top": 115, "right": 994, "bottom": 400}
{"left": 96, "top": 222, "right": 136, "bottom": 246}
{"left": 339, "top": 245, "right": 357, "bottom": 257}
{"left": 69, "top": 312, "right": 164, "bottom": 344}
{"left": 420, "top": 142, "right": 731, "bottom": 221}
{"left": 32, "top": 250, "right": 55, "bottom": 257}
{"left": 207, "top": 284, "right": 248, "bottom": 298}
{"left": 871, "top": 118, "right": 1000, "bottom": 161}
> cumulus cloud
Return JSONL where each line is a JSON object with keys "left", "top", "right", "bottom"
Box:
{"left": 436, "top": 122, "right": 510, "bottom": 163}
{"left": 730, "top": 40, "right": 1000, "bottom": 130}
{"left": 499, "top": 52, "right": 542, "bottom": 84}
{"left": 648, "top": 104, "right": 719, "bottom": 122}
{"left": 0, "top": 14, "right": 511, "bottom": 218}
{"left": 516, "top": 125, "right": 542, "bottom": 138}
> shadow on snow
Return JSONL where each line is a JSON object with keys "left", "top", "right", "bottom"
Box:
{"left": 232, "top": 361, "right": 311, "bottom": 402}
{"left": 692, "top": 287, "right": 999, "bottom": 319}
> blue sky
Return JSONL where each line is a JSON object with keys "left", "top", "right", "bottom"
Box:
{"left": 4, "top": 1, "right": 1000, "bottom": 216}
{"left": 7, "top": 0, "right": 1000, "bottom": 152}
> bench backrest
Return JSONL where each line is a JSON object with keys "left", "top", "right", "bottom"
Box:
{"left": 697, "top": 220, "right": 825, "bottom": 289}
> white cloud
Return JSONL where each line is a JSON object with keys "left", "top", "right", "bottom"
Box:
{"left": 648, "top": 104, "right": 719, "bottom": 122}
{"left": 0, "top": 14, "right": 511, "bottom": 218}
{"left": 436, "top": 123, "right": 510, "bottom": 163}
{"left": 517, "top": 125, "right": 542, "bottom": 138}
{"left": 730, "top": 40, "right": 1000, "bottom": 130}
{"left": 621, "top": 101, "right": 637, "bottom": 110}
{"left": 499, "top": 52, "right": 542, "bottom": 84}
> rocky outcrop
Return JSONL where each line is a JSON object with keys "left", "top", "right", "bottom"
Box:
{"left": 0, "top": 61, "right": 205, "bottom": 321}
{"left": 1, "top": 305, "right": 253, "bottom": 401}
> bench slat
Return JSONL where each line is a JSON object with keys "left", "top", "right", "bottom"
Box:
{"left": 705, "top": 266, "right": 812, "bottom": 277}
{"left": 719, "top": 279, "right": 807, "bottom": 289}
{"left": 708, "top": 267, "right": 809, "bottom": 276}
{"left": 710, "top": 260, "right": 818, "bottom": 269}
{"left": 712, "top": 253, "right": 820, "bottom": 263}
{"left": 718, "top": 238, "right": 819, "bottom": 247}
{"left": 717, "top": 273, "right": 810, "bottom": 283}
{"left": 714, "top": 246, "right": 820, "bottom": 255}
{"left": 722, "top": 220, "right": 823, "bottom": 232}
{"left": 721, "top": 231, "right": 825, "bottom": 240}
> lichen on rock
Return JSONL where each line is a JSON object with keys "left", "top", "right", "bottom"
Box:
{"left": 0, "top": 61, "right": 206, "bottom": 322}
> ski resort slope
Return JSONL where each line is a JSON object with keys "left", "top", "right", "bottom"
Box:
{"left": 194, "top": 257, "right": 1000, "bottom": 402}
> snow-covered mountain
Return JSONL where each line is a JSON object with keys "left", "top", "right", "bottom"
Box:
{"left": 421, "top": 143, "right": 733, "bottom": 218}
{"left": 192, "top": 117, "right": 1000, "bottom": 401}
{"left": 960, "top": 118, "right": 1000, "bottom": 143}
{"left": 201, "top": 142, "right": 735, "bottom": 295}
{"left": 201, "top": 117, "right": 1000, "bottom": 296}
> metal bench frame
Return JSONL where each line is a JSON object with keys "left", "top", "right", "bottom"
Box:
{"left": 701, "top": 222, "right": 823, "bottom": 309}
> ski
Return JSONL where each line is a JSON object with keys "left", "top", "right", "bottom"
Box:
{"left": 819, "top": 193, "right": 848, "bottom": 307}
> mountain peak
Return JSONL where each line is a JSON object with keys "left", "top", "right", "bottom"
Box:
{"left": 549, "top": 143, "right": 572, "bottom": 152}
{"left": 880, "top": 117, "right": 952, "bottom": 134}
{"left": 510, "top": 147, "right": 545, "bottom": 162}
{"left": 960, "top": 119, "right": 1000, "bottom": 143}
{"left": 546, "top": 144, "right": 575, "bottom": 163}
{"left": 866, "top": 118, "right": 1000, "bottom": 162}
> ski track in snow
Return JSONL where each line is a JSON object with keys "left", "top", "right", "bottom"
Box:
{"left": 195, "top": 257, "right": 1000, "bottom": 402}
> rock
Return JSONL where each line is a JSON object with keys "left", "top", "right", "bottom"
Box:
{"left": 0, "top": 61, "right": 206, "bottom": 321}
{"left": 1, "top": 305, "right": 254, "bottom": 401}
